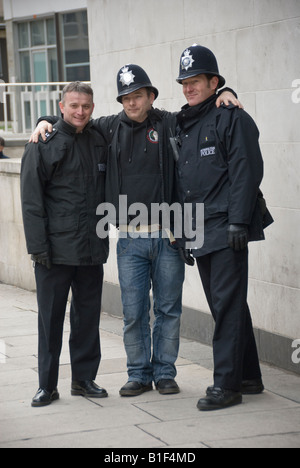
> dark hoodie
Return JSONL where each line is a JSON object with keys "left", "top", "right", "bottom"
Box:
{"left": 92, "top": 108, "right": 178, "bottom": 226}
{"left": 118, "top": 111, "right": 162, "bottom": 221}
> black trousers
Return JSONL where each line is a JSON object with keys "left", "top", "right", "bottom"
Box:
{"left": 35, "top": 263, "right": 104, "bottom": 390}
{"left": 196, "top": 247, "right": 261, "bottom": 392}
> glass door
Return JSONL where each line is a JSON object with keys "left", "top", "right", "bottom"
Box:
{"left": 32, "top": 51, "right": 48, "bottom": 116}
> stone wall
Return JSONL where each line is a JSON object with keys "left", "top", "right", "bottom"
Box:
{"left": 0, "top": 159, "right": 35, "bottom": 290}
{"left": 87, "top": 0, "right": 300, "bottom": 372}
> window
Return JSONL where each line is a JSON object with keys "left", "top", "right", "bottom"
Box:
{"left": 30, "top": 20, "right": 46, "bottom": 47}
{"left": 59, "top": 10, "right": 90, "bottom": 82}
{"left": 18, "top": 23, "right": 29, "bottom": 49}
{"left": 18, "top": 18, "right": 58, "bottom": 83}
{"left": 16, "top": 9, "right": 90, "bottom": 130}
{"left": 17, "top": 9, "right": 90, "bottom": 84}
{"left": 17, "top": 17, "right": 59, "bottom": 129}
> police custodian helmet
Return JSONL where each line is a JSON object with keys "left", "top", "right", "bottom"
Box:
{"left": 117, "top": 64, "right": 159, "bottom": 103}
{"left": 177, "top": 44, "right": 226, "bottom": 89}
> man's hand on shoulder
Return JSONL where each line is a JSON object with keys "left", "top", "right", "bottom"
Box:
{"left": 216, "top": 91, "right": 244, "bottom": 109}
{"left": 29, "top": 121, "right": 54, "bottom": 144}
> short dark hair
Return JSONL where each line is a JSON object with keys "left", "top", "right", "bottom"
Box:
{"left": 204, "top": 74, "right": 220, "bottom": 90}
{"left": 62, "top": 81, "right": 93, "bottom": 103}
{"left": 0, "top": 137, "right": 5, "bottom": 146}
{"left": 119, "top": 87, "right": 155, "bottom": 103}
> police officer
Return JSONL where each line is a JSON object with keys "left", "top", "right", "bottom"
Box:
{"left": 30, "top": 66, "right": 240, "bottom": 398}
{"left": 21, "top": 82, "right": 109, "bottom": 407}
{"left": 174, "top": 45, "right": 273, "bottom": 411}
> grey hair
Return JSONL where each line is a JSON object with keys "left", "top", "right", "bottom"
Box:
{"left": 61, "top": 81, "right": 94, "bottom": 103}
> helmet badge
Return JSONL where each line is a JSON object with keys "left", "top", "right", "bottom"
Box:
{"left": 120, "top": 66, "right": 135, "bottom": 87}
{"left": 181, "top": 49, "right": 195, "bottom": 71}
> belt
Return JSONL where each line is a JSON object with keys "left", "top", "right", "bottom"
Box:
{"left": 119, "top": 225, "right": 176, "bottom": 244}
{"left": 119, "top": 224, "right": 162, "bottom": 234}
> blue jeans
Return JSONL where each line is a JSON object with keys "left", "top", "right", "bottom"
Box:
{"left": 117, "top": 233, "right": 185, "bottom": 385}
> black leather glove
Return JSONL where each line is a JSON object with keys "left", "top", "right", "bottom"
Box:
{"left": 179, "top": 248, "right": 195, "bottom": 266}
{"left": 227, "top": 224, "right": 249, "bottom": 251}
{"left": 31, "top": 252, "right": 52, "bottom": 270}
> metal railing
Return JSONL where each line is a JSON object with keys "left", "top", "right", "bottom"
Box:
{"left": 0, "top": 82, "right": 91, "bottom": 134}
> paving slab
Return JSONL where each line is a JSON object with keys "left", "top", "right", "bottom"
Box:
{"left": 0, "top": 283, "right": 300, "bottom": 449}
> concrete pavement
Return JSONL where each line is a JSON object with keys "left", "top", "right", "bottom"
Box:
{"left": 0, "top": 283, "right": 300, "bottom": 449}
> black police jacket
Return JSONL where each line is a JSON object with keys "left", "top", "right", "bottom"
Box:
{"left": 21, "top": 118, "right": 109, "bottom": 265}
{"left": 176, "top": 95, "right": 272, "bottom": 257}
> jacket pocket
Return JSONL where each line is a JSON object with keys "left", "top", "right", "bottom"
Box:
{"left": 199, "top": 140, "right": 216, "bottom": 159}
{"left": 48, "top": 215, "right": 80, "bottom": 234}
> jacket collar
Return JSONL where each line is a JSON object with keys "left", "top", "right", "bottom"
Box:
{"left": 56, "top": 117, "right": 93, "bottom": 135}
{"left": 177, "top": 94, "right": 217, "bottom": 129}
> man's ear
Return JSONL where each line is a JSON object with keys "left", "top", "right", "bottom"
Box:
{"left": 211, "top": 76, "right": 220, "bottom": 92}
{"left": 149, "top": 92, "right": 155, "bottom": 105}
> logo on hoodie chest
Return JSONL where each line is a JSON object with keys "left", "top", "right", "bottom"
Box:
{"left": 147, "top": 128, "right": 159, "bottom": 144}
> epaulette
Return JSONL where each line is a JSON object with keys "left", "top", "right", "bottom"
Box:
{"left": 221, "top": 103, "right": 238, "bottom": 111}
{"left": 39, "top": 127, "right": 58, "bottom": 144}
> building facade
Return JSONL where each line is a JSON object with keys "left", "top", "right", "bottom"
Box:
{"left": 0, "top": 0, "right": 299, "bottom": 373}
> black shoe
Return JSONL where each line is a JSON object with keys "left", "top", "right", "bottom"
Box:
{"left": 197, "top": 387, "right": 242, "bottom": 411}
{"left": 119, "top": 381, "right": 153, "bottom": 397}
{"left": 207, "top": 378, "right": 264, "bottom": 396}
{"left": 71, "top": 380, "right": 108, "bottom": 398}
{"left": 241, "top": 379, "right": 264, "bottom": 395}
{"left": 31, "top": 388, "right": 59, "bottom": 408}
{"left": 156, "top": 379, "right": 180, "bottom": 395}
